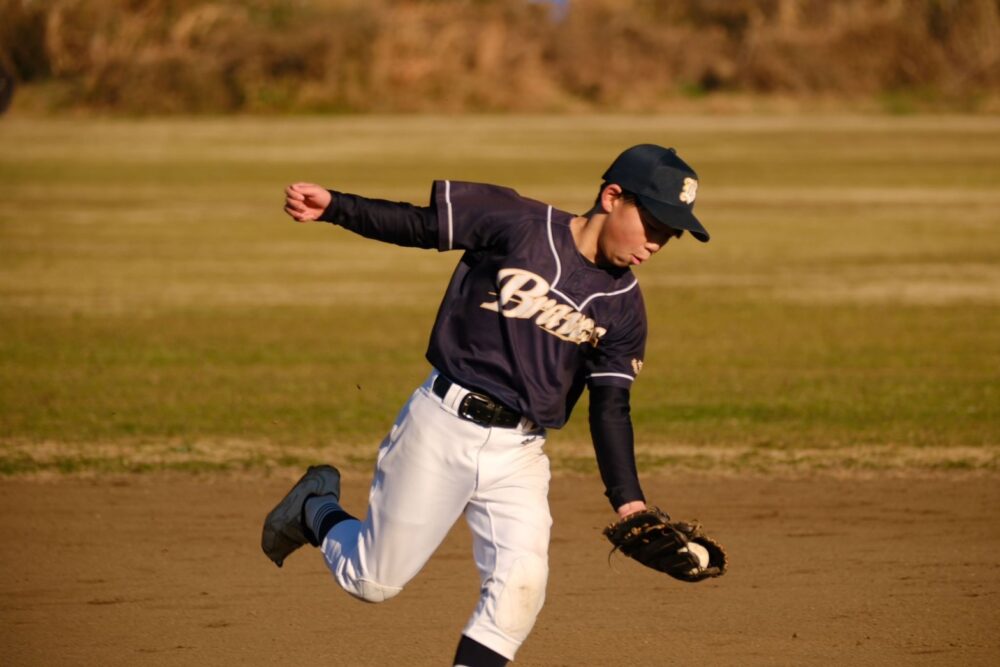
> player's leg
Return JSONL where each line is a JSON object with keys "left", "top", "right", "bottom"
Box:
{"left": 310, "top": 377, "right": 487, "bottom": 602}
{"left": 459, "top": 428, "right": 552, "bottom": 662}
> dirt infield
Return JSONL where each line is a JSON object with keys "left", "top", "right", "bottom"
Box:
{"left": 2, "top": 472, "right": 998, "bottom": 666}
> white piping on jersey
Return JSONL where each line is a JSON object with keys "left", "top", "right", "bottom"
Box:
{"left": 445, "top": 180, "right": 454, "bottom": 250}
{"left": 588, "top": 372, "right": 636, "bottom": 381}
{"left": 545, "top": 205, "right": 638, "bottom": 311}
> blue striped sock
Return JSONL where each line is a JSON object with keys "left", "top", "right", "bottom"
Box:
{"left": 304, "top": 495, "right": 354, "bottom": 544}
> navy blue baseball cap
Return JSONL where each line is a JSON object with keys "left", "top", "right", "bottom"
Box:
{"left": 602, "top": 144, "right": 709, "bottom": 242}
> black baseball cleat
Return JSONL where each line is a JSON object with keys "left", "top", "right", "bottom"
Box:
{"left": 261, "top": 465, "right": 341, "bottom": 567}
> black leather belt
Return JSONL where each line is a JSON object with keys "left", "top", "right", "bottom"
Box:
{"left": 432, "top": 375, "right": 524, "bottom": 429}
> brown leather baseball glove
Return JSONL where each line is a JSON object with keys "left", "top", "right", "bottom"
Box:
{"left": 603, "top": 508, "right": 727, "bottom": 582}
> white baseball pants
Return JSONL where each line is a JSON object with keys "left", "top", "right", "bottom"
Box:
{"left": 319, "top": 371, "right": 552, "bottom": 660}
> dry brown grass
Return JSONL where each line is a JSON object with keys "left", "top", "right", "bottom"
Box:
{"left": 2, "top": 114, "right": 998, "bottom": 468}
{"left": 2, "top": 0, "right": 998, "bottom": 114}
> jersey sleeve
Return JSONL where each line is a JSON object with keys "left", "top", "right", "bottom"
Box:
{"left": 584, "top": 290, "right": 647, "bottom": 390}
{"left": 431, "top": 180, "right": 536, "bottom": 252}
{"left": 589, "top": 385, "right": 645, "bottom": 509}
{"left": 318, "top": 190, "right": 437, "bottom": 248}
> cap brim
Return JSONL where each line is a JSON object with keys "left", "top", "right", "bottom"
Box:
{"left": 637, "top": 194, "right": 710, "bottom": 243}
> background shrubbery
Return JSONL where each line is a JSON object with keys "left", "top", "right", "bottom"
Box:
{"left": 1, "top": 0, "right": 999, "bottom": 114}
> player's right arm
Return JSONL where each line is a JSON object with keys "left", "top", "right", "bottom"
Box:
{"left": 283, "top": 182, "right": 438, "bottom": 249}
{"left": 284, "top": 180, "right": 530, "bottom": 252}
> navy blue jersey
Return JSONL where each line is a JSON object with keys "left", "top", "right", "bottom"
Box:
{"left": 426, "top": 181, "right": 647, "bottom": 428}
{"left": 319, "top": 181, "right": 648, "bottom": 505}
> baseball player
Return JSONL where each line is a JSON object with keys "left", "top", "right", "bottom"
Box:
{"left": 263, "top": 144, "right": 715, "bottom": 666}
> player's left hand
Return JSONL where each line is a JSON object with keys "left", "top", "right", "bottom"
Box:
{"left": 616, "top": 500, "right": 647, "bottom": 518}
{"left": 284, "top": 183, "right": 332, "bottom": 222}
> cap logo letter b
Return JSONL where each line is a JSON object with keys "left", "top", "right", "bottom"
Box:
{"left": 679, "top": 177, "right": 698, "bottom": 204}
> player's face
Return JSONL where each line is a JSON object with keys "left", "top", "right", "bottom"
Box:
{"left": 598, "top": 199, "right": 680, "bottom": 268}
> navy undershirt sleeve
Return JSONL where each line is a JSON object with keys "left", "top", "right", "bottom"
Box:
{"left": 318, "top": 190, "right": 437, "bottom": 249}
{"left": 588, "top": 384, "right": 645, "bottom": 510}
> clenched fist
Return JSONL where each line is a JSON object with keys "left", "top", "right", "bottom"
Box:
{"left": 284, "top": 183, "right": 332, "bottom": 222}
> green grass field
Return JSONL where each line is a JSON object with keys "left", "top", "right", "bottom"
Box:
{"left": 1, "top": 115, "right": 998, "bottom": 474}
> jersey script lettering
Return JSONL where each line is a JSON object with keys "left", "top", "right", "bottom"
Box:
{"left": 480, "top": 268, "right": 607, "bottom": 345}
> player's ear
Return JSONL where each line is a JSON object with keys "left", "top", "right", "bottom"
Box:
{"left": 599, "top": 183, "right": 624, "bottom": 213}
